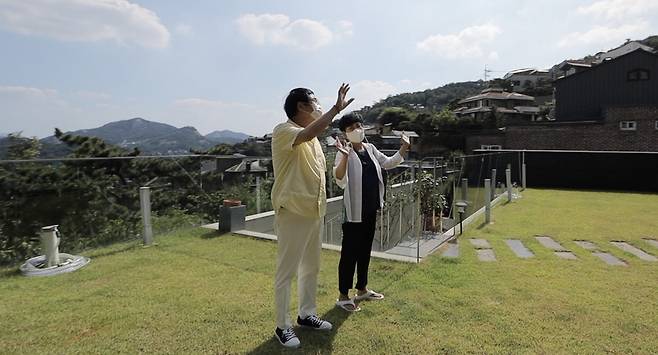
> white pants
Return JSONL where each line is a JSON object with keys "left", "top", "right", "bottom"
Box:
{"left": 274, "top": 208, "right": 322, "bottom": 329}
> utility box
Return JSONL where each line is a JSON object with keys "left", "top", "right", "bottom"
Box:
{"left": 40, "top": 225, "right": 61, "bottom": 267}
{"left": 219, "top": 200, "right": 246, "bottom": 232}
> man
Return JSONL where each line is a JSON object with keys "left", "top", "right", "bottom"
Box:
{"left": 271, "top": 84, "right": 353, "bottom": 348}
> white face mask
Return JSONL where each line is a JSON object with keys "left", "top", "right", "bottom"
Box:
{"left": 309, "top": 102, "right": 323, "bottom": 120}
{"left": 346, "top": 128, "right": 365, "bottom": 143}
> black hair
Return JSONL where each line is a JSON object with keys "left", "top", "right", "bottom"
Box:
{"left": 338, "top": 112, "right": 364, "bottom": 132}
{"left": 284, "top": 88, "right": 314, "bottom": 119}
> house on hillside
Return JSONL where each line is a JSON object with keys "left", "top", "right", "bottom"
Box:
{"left": 555, "top": 47, "right": 658, "bottom": 121}
{"left": 552, "top": 60, "right": 593, "bottom": 79}
{"left": 593, "top": 40, "right": 655, "bottom": 64}
{"left": 552, "top": 41, "right": 656, "bottom": 80}
{"left": 454, "top": 88, "right": 540, "bottom": 122}
{"left": 478, "top": 47, "right": 658, "bottom": 152}
{"left": 223, "top": 159, "right": 271, "bottom": 182}
{"left": 503, "top": 68, "right": 551, "bottom": 92}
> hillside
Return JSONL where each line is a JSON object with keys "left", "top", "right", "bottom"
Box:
{"left": 38, "top": 118, "right": 237, "bottom": 155}
{"left": 205, "top": 130, "right": 250, "bottom": 144}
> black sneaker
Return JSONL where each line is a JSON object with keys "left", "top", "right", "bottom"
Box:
{"left": 297, "top": 315, "right": 333, "bottom": 330}
{"left": 275, "top": 327, "right": 300, "bottom": 348}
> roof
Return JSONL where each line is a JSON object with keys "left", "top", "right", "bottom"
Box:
{"left": 225, "top": 159, "right": 268, "bottom": 173}
{"left": 391, "top": 130, "right": 420, "bottom": 138}
{"left": 557, "top": 60, "right": 593, "bottom": 70}
{"left": 503, "top": 68, "right": 550, "bottom": 79}
{"left": 556, "top": 47, "right": 658, "bottom": 83}
{"left": 595, "top": 41, "right": 656, "bottom": 63}
{"left": 458, "top": 89, "right": 534, "bottom": 104}
{"left": 454, "top": 105, "right": 538, "bottom": 115}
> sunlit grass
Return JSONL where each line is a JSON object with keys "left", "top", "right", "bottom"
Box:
{"left": 1, "top": 189, "right": 657, "bottom": 354}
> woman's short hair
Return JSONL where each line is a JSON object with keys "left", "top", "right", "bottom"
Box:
{"left": 284, "top": 88, "right": 314, "bottom": 119}
{"left": 338, "top": 112, "right": 364, "bottom": 132}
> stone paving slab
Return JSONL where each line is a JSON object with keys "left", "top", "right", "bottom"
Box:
{"left": 555, "top": 251, "right": 578, "bottom": 260}
{"left": 610, "top": 242, "right": 657, "bottom": 262}
{"left": 505, "top": 239, "right": 534, "bottom": 258}
{"left": 574, "top": 240, "right": 598, "bottom": 250}
{"left": 593, "top": 252, "right": 627, "bottom": 266}
{"left": 469, "top": 238, "right": 491, "bottom": 249}
{"left": 535, "top": 236, "right": 567, "bottom": 251}
{"left": 441, "top": 241, "right": 460, "bottom": 258}
{"left": 476, "top": 249, "right": 496, "bottom": 262}
{"left": 644, "top": 239, "right": 658, "bottom": 249}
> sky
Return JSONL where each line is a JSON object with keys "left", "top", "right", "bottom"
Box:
{"left": 0, "top": 0, "right": 657, "bottom": 138}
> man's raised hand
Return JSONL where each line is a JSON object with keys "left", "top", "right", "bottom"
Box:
{"left": 334, "top": 83, "right": 354, "bottom": 113}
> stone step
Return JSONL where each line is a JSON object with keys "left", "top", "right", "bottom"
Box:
{"left": 505, "top": 239, "right": 535, "bottom": 258}
{"left": 610, "top": 242, "right": 657, "bottom": 262}
{"left": 574, "top": 240, "right": 598, "bottom": 250}
{"left": 643, "top": 238, "right": 658, "bottom": 249}
{"left": 592, "top": 252, "right": 627, "bottom": 266}
{"left": 535, "top": 235, "right": 568, "bottom": 251}
{"left": 554, "top": 251, "right": 578, "bottom": 260}
{"left": 476, "top": 249, "right": 496, "bottom": 262}
{"left": 441, "top": 241, "right": 460, "bottom": 258}
{"left": 469, "top": 238, "right": 491, "bottom": 249}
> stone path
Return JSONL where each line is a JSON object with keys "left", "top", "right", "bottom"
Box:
{"left": 555, "top": 251, "right": 578, "bottom": 260}
{"left": 572, "top": 240, "right": 627, "bottom": 266}
{"left": 644, "top": 238, "right": 658, "bottom": 249}
{"left": 535, "top": 235, "right": 566, "bottom": 251}
{"left": 475, "top": 249, "right": 496, "bottom": 262}
{"left": 535, "top": 235, "right": 578, "bottom": 260}
{"left": 505, "top": 239, "right": 534, "bottom": 258}
{"left": 592, "top": 252, "right": 628, "bottom": 266}
{"left": 438, "top": 236, "right": 657, "bottom": 267}
{"left": 574, "top": 240, "right": 597, "bottom": 250}
{"left": 441, "top": 240, "right": 460, "bottom": 258}
{"left": 610, "top": 241, "right": 657, "bottom": 262}
{"left": 469, "top": 239, "right": 491, "bottom": 249}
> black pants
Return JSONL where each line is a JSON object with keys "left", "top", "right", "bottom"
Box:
{"left": 338, "top": 212, "right": 377, "bottom": 295}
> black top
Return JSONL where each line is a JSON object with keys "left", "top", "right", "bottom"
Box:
{"left": 356, "top": 148, "right": 380, "bottom": 218}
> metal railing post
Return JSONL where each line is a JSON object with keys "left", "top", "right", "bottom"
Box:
{"left": 484, "top": 178, "right": 491, "bottom": 224}
{"left": 506, "top": 168, "right": 512, "bottom": 202}
{"left": 256, "top": 176, "right": 261, "bottom": 214}
{"left": 491, "top": 168, "right": 497, "bottom": 200}
{"left": 140, "top": 187, "right": 153, "bottom": 246}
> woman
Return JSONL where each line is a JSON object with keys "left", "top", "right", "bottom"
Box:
{"left": 333, "top": 112, "right": 410, "bottom": 312}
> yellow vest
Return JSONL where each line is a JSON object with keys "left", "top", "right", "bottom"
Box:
{"left": 271, "top": 120, "right": 327, "bottom": 218}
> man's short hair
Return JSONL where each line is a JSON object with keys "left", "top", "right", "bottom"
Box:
{"left": 338, "top": 112, "right": 364, "bottom": 132}
{"left": 284, "top": 88, "right": 314, "bottom": 119}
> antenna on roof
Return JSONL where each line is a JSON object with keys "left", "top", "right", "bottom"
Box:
{"left": 484, "top": 64, "right": 493, "bottom": 81}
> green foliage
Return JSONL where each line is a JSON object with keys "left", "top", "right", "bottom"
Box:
{"left": 355, "top": 81, "right": 485, "bottom": 121}
{"left": 0, "top": 131, "right": 272, "bottom": 265}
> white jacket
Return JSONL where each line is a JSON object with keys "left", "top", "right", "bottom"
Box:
{"left": 333, "top": 143, "right": 404, "bottom": 223}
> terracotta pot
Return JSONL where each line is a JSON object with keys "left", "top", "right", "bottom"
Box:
{"left": 223, "top": 199, "right": 242, "bottom": 207}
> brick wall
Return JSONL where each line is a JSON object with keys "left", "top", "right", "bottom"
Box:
{"left": 504, "top": 106, "right": 658, "bottom": 151}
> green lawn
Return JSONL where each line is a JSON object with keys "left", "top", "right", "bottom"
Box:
{"left": 1, "top": 189, "right": 657, "bottom": 354}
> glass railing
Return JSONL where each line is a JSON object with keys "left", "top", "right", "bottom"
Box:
{"left": 0, "top": 155, "right": 270, "bottom": 266}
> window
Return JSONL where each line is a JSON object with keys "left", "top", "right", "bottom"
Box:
{"left": 481, "top": 145, "right": 502, "bottom": 150}
{"left": 628, "top": 69, "right": 650, "bottom": 81}
{"left": 619, "top": 121, "right": 637, "bottom": 131}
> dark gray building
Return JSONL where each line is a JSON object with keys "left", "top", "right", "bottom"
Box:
{"left": 555, "top": 48, "right": 658, "bottom": 121}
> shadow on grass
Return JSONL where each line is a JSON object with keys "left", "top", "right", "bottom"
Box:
{"left": 245, "top": 307, "right": 352, "bottom": 354}
{"left": 200, "top": 230, "right": 222, "bottom": 239}
{"left": 84, "top": 241, "right": 141, "bottom": 259}
{"left": 0, "top": 267, "right": 21, "bottom": 278}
